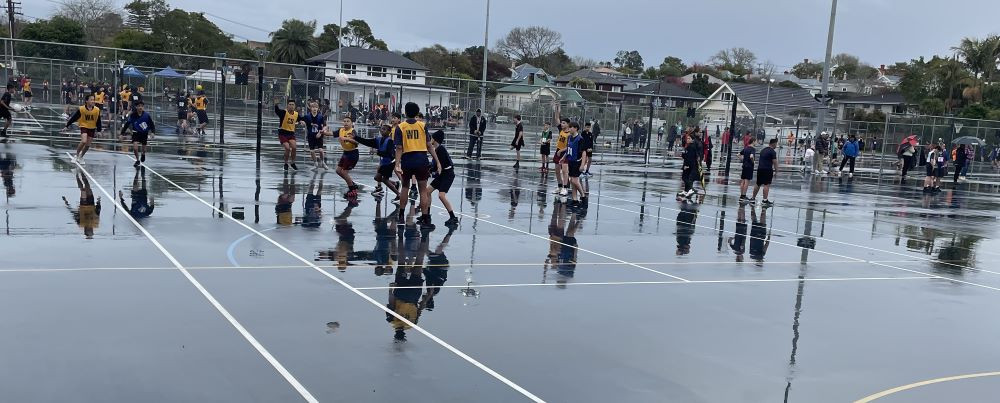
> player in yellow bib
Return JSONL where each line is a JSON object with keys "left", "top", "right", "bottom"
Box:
{"left": 394, "top": 102, "right": 439, "bottom": 226}
{"left": 64, "top": 94, "right": 103, "bottom": 164}
{"left": 274, "top": 97, "right": 305, "bottom": 170}
{"left": 552, "top": 118, "right": 571, "bottom": 196}
{"left": 21, "top": 78, "right": 32, "bottom": 110}
{"left": 335, "top": 117, "right": 360, "bottom": 198}
{"left": 193, "top": 92, "right": 209, "bottom": 135}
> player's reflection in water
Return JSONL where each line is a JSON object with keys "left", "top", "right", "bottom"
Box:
{"left": 275, "top": 173, "right": 296, "bottom": 226}
{"left": 387, "top": 205, "right": 434, "bottom": 342}
{"left": 371, "top": 200, "right": 399, "bottom": 277}
{"left": 728, "top": 204, "right": 749, "bottom": 262}
{"left": 508, "top": 175, "right": 520, "bottom": 220}
{"left": 301, "top": 172, "right": 324, "bottom": 229}
{"left": 544, "top": 202, "right": 583, "bottom": 287}
{"left": 118, "top": 168, "right": 154, "bottom": 219}
{"left": 421, "top": 224, "right": 454, "bottom": 312}
{"left": 62, "top": 170, "right": 101, "bottom": 239}
{"left": 749, "top": 206, "right": 771, "bottom": 264}
{"left": 332, "top": 202, "right": 357, "bottom": 272}
{"left": 675, "top": 199, "right": 700, "bottom": 256}
{"left": 0, "top": 152, "right": 15, "bottom": 198}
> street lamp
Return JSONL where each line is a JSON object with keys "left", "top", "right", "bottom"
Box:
{"left": 480, "top": 0, "right": 490, "bottom": 112}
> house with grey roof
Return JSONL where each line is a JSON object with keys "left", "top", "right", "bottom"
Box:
{"left": 306, "top": 47, "right": 454, "bottom": 113}
{"left": 510, "top": 63, "right": 550, "bottom": 82}
{"left": 697, "top": 82, "right": 826, "bottom": 126}
{"left": 496, "top": 73, "right": 584, "bottom": 110}
{"left": 625, "top": 80, "right": 705, "bottom": 108}
{"left": 553, "top": 68, "right": 627, "bottom": 100}
{"left": 835, "top": 92, "right": 911, "bottom": 120}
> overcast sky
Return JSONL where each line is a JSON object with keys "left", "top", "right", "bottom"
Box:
{"left": 27, "top": 0, "right": 1000, "bottom": 71}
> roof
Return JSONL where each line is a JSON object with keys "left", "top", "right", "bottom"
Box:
{"left": 722, "top": 82, "right": 821, "bottom": 117}
{"left": 306, "top": 47, "right": 427, "bottom": 71}
{"left": 592, "top": 66, "right": 624, "bottom": 76}
{"left": 839, "top": 92, "right": 907, "bottom": 105}
{"left": 497, "top": 77, "right": 584, "bottom": 102}
{"left": 631, "top": 81, "right": 705, "bottom": 100}
{"left": 511, "top": 63, "right": 548, "bottom": 81}
{"left": 554, "top": 68, "right": 627, "bottom": 87}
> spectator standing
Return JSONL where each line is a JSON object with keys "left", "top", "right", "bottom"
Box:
{"left": 466, "top": 108, "right": 486, "bottom": 159}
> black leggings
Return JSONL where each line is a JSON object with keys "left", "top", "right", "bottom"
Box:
{"left": 839, "top": 156, "right": 856, "bottom": 173}
{"left": 953, "top": 162, "right": 965, "bottom": 182}
{"left": 682, "top": 164, "right": 695, "bottom": 191}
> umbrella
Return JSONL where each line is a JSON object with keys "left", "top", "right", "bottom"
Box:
{"left": 952, "top": 136, "right": 987, "bottom": 146}
{"left": 900, "top": 134, "right": 917, "bottom": 145}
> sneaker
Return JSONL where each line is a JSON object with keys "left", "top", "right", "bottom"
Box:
{"left": 444, "top": 217, "right": 459, "bottom": 227}
{"left": 559, "top": 188, "right": 568, "bottom": 196}
{"left": 552, "top": 187, "right": 562, "bottom": 195}
{"left": 291, "top": 163, "right": 299, "bottom": 171}
{"left": 848, "top": 173, "right": 853, "bottom": 178}
{"left": 140, "top": 154, "right": 146, "bottom": 162}
{"left": 390, "top": 197, "right": 400, "bottom": 205}
{"left": 762, "top": 199, "right": 774, "bottom": 207}
{"left": 821, "top": 170, "right": 828, "bottom": 174}
{"left": 748, "top": 198, "right": 757, "bottom": 206}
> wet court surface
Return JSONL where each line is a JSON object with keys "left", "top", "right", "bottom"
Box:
{"left": 3, "top": 135, "right": 1000, "bottom": 403}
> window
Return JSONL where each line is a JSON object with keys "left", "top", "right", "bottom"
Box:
{"left": 874, "top": 104, "right": 883, "bottom": 112}
{"left": 342, "top": 64, "right": 357, "bottom": 75}
{"left": 399, "top": 69, "right": 416, "bottom": 80}
{"left": 722, "top": 93, "right": 734, "bottom": 102}
{"left": 367, "top": 66, "right": 387, "bottom": 77}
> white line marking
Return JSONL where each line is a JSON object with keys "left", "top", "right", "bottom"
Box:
{"left": 855, "top": 371, "right": 1000, "bottom": 402}
{"left": 459, "top": 168, "right": 1000, "bottom": 293}
{"left": 129, "top": 155, "right": 545, "bottom": 403}
{"left": 68, "top": 153, "right": 318, "bottom": 403}
{"left": 351, "top": 276, "right": 933, "bottom": 290}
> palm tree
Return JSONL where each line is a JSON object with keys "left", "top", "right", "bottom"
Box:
{"left": 936, "top": 57, "right": 968, "bottom": 112}
{"left": 269, "top": 19, "right": 318, "bottom": 65}
{"left": 952, "top": 37, "right": 988, "bottom": 82}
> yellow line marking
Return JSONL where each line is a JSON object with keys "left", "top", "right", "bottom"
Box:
{"left": 855, "top": 371, "right": 1000, "bottom": 402}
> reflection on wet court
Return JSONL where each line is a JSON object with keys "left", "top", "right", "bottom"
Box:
{"left": 3, "top": 134, "right": 1000, "bottom": 403}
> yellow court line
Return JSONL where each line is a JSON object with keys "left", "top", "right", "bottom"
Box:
{"left": 855, "top": 371, "right": 1000, "bottom": 402}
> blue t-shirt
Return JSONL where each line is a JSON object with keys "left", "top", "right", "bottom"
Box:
{"left": 302, "top": 112, "right": 325, "bottom": 136}
{"left": 376, "top": 136, "right": 395, "bottom": 166}
{"left": 740, "top": 145, "right": 756, "bottom": 169}
{"left": 127, "top": 112, "right": 155, "bottom": 134}
{"left": 567, "top": 134, "right": 583, "bottom": 162}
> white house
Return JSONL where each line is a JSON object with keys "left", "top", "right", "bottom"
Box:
{"left": 306, "top": 47, "right": 454, "bottom": 113}
{"left": 697, "top": 82, "right": 823, "bottom": 125}
{"left": 496, "top": 74, "right": 584, "bottom": 110}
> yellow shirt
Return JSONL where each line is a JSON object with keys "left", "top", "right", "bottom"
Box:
{"left": 339, "top": 128, "right": 357, "bottom": 151}
{"left": 280, "top": 110, "right": 299, "bottom": 132}
{"left": 94, "top": 92, "right": 105, "bottom": 104}
{"left": 77, "top": 105, "right": 100, "bottom": 129}
{"left": 556, "top": 130, "right": 569, "bottom": 150}
{"left": 22, "top": 81, "right": 30, "bottom": 92}
{"left": 193, "top": 96, "right": 207, "bottom": 110}
{"left": 120, "top": 90, "right": 131, "bottom": 103}
{"left": 397, "top": 120, "right": 428, "bottom": 153}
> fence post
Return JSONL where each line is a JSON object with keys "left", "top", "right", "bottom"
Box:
{"left": 217, "top": 54, "right": 227, "bottom": 145}
{"left": 878, "top": 112, "right": 890, "bottom": 177}
{"left": 724, "top": 95, "right": 738, "bottom": 177}
{"left": 255, "top": 62, "right": 264, "bottom": 165}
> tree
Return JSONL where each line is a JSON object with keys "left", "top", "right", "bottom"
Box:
{"left": 316, "top": 23, "right": 343, "bottom": 53}
{"left": 756, "top": 60, "right": 776, "bottom": 81}
{"left": 54, "top": 0, "right": 121, "bottom": 45}
{"left": 982, "top": 84, "right": 1000, "bottom": 109}
{"left": 831, "top": 53, "right": 860, "bottom": 79}
{"left": 690, "top": 73, "right": 720, "bottom": 97}
{"left": 463, "top": 46, "right": 510, "bottom": 81}
{"left": 151, "top": 10, "right": 233, "bottom": 57}
{"left": 710, "top": 47, "right": 756, "bottom": 76}
{"left": 952, "top": 37, "right": 992, "bottom": 83}
{"left": 777, "top": 80, "right": 801, "bottom": 89}
{"left": 17, "top": 17, "right": 87, "bottom": 60}
{"left": 524, "top": 48, "right": 577, "bottom": 76}
{"left": 613, "top": 50, "right": 643, "bottom": 74}
{"left": 269, "top": 19, "right": 318, "bottom": 64}
{"left": 571, "top": 56, "right": 600, "bottom": 69}
{"left": 649, "top": 56, "right": 687, "bottom": 78}
{"left": 567, "top": 77, "right": 595, "bottom": 90}
{"left": 918, "top": 98, "right": 945, "bottom": 115}
{"left": 959, "top": 104, "right": 990, "bottom": 119}
{"left": 641, "top": 67, "right": 661, "bottom": 80}
{"left": 124, "top": 0, "right": 169, "bottom": 32}
{"left": 109, "top": 29, "right": 166, "bottom": 65}
{"left": 338, "top": 19, "right": 387, "bottom": 50}
{"left": 791, "top": 60, "right": 822, "bottom": 79}
{"left": 933, "top": 57, "right": 969, "bottom": 112}
{"left": 495, "top": 26, "right": 563, "bottom": 62}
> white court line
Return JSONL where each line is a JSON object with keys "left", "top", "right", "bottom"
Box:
{"left": 475, "top": 166, "right": 1000, "bottom": 259}
{"left": 128, "top": 155, "right": 546, "bottom": 403}
{"left": 351, "top": 276, "right": 934, "bottom": 290}
{"left": 68, "top": 153, "right": 318, "bottom": 403}
{"left": 455, "top": 168, "right": 1000, "bottom": 294}
{"left": 469, "top": 168, "right": 1000, "bottom": 279}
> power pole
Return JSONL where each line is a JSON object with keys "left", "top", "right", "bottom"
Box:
{"left": 816, "top": 0, "right": 838, "bottom": 134}
{"left": 6, "top": 0, "right": 22, "bottom": 67}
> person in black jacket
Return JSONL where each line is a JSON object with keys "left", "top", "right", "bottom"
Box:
{"left": 467, "top": 109, "right": 486, "bottom": 159}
